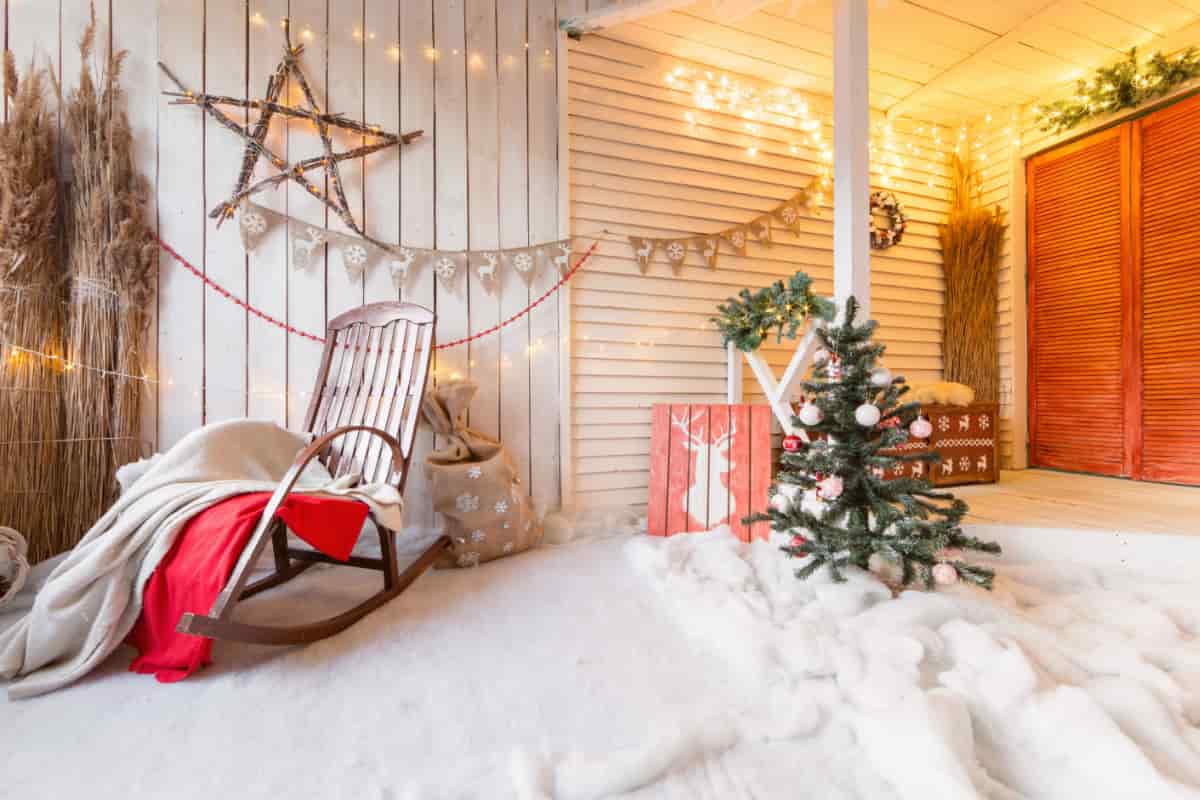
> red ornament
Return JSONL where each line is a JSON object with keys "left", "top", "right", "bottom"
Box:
{"left": 782, "top": 434, "right": 803, "bottom": 453}
{"left": 790, "top": 533, "right": 808, "bottom": 548}
{"left": 880, "top": 416, "right": 902, "bottom": 429}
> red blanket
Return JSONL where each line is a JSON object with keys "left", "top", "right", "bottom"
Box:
{"left": 127, "top": 492, "right": 370, "bottom": 683}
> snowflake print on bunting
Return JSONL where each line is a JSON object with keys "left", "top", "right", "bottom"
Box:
{"left": 159, "top": 18, "right": 422, "bottom": 240}
{"left": 493, "top": 500, "right": 509, "bottom": 514}
{"left": 456, "top": 493, "right": 480, "bottom": 513}
{"left": 340, "top": 243, "right": 370, "bottom": 276}
{"left": 664, "top": 240, "right": 687, "bottom": 273}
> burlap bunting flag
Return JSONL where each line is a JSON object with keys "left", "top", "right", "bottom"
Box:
{"left": 721, "top": 226, "right": 749, "bottom": 256}
{"left": 662, "top": 239, "right": 688, "bottom": 273}
{"left": 473, "top": 251, "right": 500, "bottom": 295}
{"left": 432, "top": 252, "right": 469, "bottom": 293}
{"left": 629, "top": 236, "right": 656, "bottom": 274}
{"left": 772, "top": 191, "right": 807, "bottom": 234}
{"left": 389, "top": 248, "right": 418, "bottom": 290}
{"left": 747, "top": 214, "right": 772, "bottom": 246}
{"left": 502, "top": 247, "right": 541, "bottom": 287}
{"left": 697, "top": 236, "right": 719, "bottom": 269}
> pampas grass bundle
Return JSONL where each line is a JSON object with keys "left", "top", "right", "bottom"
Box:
{"left": 55, "top": 7, "right": 155, "bottom": 545}
{"left": 939, "top": 156, "right": 1007, "bottom": 402}
{"left": 0, "top": 54, "right": 64, "bottom": 563}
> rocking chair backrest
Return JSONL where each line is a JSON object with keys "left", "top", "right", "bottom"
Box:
{"left": 302, "top": 302, "right": 435, "bottom": 490}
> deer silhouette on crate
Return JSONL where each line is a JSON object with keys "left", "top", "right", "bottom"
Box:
{"left": 647, "top": 404, "right": 774, "bottom": 542}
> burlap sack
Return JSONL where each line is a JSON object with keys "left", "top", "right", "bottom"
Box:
{"left": 422, "top": 381, "right": 542, "bottom": 568}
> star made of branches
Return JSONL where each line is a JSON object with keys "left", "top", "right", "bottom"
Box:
{"left": 158, "top": 18, "right": 422, "bottom": 244}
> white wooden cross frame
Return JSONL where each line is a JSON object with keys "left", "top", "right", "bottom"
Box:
{"left": 726, "top": 316, "right": 825, "bottom": 437}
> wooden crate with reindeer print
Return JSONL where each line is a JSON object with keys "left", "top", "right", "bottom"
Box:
{"left": 647, "top": 404, "right": 774, "bottom": 541}
{"left": 880, "top": 402, "right": 998, "bottom": 487}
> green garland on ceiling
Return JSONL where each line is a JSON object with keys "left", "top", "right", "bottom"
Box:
{"left": 713, "top": 271, "right": 835, "bottom": 353}
{"left": 1036, "top": 47, "right": 1200, "bottom": 133}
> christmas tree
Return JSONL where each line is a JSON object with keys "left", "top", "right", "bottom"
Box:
{"left": 752, "top": 296, "right": 1000, "bottom": 589}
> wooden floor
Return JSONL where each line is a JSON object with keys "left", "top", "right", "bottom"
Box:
{"left": 958, "top": 469, "right": 1200, "bottom": 536}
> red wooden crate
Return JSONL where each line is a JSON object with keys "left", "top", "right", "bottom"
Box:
{"left": 648, "top": 404, "right": 773, "bottom": 541}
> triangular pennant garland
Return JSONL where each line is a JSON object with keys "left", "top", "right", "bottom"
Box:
{"left": 622, "top": 175, "right": 826, "bottom": 273}
{"left": 236, "top": 202, "right": 572, "bottom": 291}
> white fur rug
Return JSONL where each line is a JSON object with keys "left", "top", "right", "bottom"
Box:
{"left": 5, "top": 519, "right": 1200, "bottom": 799}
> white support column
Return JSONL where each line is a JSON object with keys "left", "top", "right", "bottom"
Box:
{"left": 833, "top": 0, "right": 871, "bottom": 319}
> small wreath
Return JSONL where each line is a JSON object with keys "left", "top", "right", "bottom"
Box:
{"left": 869, "top": 191, "right": 906, "bottom": 250}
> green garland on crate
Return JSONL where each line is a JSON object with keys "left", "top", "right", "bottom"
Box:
{"left": 1036, "top": 48, "right": 1200, "bottom": 133}
{"left": 713, "top": 271, "right": 835, "bottom": 352}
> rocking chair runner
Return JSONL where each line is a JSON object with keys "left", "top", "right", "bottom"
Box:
{"left": 177, "top": 301, "right": 450, "bottom": 645}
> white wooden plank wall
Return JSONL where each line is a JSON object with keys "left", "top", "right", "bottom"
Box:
{"left": 4, "top": 0, "right": 573, "bottom": 525}
{"left": 567, "top": 34, "right": 952, "bottom": 511}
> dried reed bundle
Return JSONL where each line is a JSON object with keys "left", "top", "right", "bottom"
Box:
{"left": 939, "top": 155, "right": 1007, "bottom": 402}
{"left": 56, "top": 7, "right": 155, "bottom": 543}
{"left": 0, "top": 53, "right": 64, "bottom": 563}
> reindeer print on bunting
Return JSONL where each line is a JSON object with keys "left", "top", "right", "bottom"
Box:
{"left": 647, "top": 404, "right": 773, "bottom": 541}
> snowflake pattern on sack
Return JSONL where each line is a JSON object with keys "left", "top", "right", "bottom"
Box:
{"left": 240, "top": 210, "right": 268, "bottom": 234}
{"left": 493, "top": 500, "right": 509, "bottom": 514}
{"left": 980, "top": 414, "right": 991, "bottom": 431}
{"left": 959, "top": 456, "right": 971, "bottom": 472}
{"left": 470, "top": 529, "right": 486, "bottom": 543}
{"left": 938, "top": 416, "right": 951, "bottom": 432}
{"left": 456, "top": 493, "right": 480, "bottom": 513}
{"left": 457, "top": 551, "right": 481, "bottom": 568}
{"left": 467, "top": 466, "right": 482, "bottom": 480}
{"left": 343, "top": 244, "right": 369, "bottom": 269}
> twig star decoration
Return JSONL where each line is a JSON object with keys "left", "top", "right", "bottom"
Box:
{"left": 158, "top": 18, "right": 422, "bottom": 242}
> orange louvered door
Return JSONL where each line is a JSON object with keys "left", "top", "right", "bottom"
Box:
{"left": 1137, "top": 94, "right": 1200, "bottom": 485}
{"left": 1027, "top": 125, "right": 1131, "bottom": 476}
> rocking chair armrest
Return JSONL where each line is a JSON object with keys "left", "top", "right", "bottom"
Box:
{"left": 202, "top": 425, "right": 405, "bottom": 621}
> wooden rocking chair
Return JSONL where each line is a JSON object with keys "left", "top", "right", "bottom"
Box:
{"left": 177, "top": 301, "right": 450, "bottom": 645}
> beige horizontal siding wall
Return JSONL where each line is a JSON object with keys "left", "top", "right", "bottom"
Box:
{"left": 567, "top": 34, "right": 952, "bottom": 511}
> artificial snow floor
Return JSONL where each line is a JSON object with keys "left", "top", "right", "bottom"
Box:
{"left": 5, "top": 516, "right": 1200, "bottom": 799}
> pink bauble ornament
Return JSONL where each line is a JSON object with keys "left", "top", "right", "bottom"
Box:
{"left": 855, "top": 403, "right": 881, "bottom": 427}
{"left": 932, "top": 563, "right": 959, "bottom": 585}
{"left": 798, "top": 402, "right": 823, "bottom": 426}
{"left": 816, "top": 474, "right": 844, "bottom": 500}
{"left": 910, "top": 415, "right": 933, "bottom": 439}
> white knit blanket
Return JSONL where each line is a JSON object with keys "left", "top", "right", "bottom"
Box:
{"left": 0, "top": 419, "right": 403, "bottom": 699}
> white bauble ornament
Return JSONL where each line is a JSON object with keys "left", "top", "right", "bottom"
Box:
{"left": 798, "top": 402, "right": 823, "bottom": 426}
{"left": 932, "top": 563, "right": 959, "bottom": 586}
{"left": 910, "top": 415, "right": 933, "bottom": 439}
{"left": 855, "top": 403, "right": 881, "bottom": 427}
{"left": 816, "top": 474, "right": 843, "bottom": 500}
{"left": 869, "top": 367, "right": 892, "bottom": 387}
